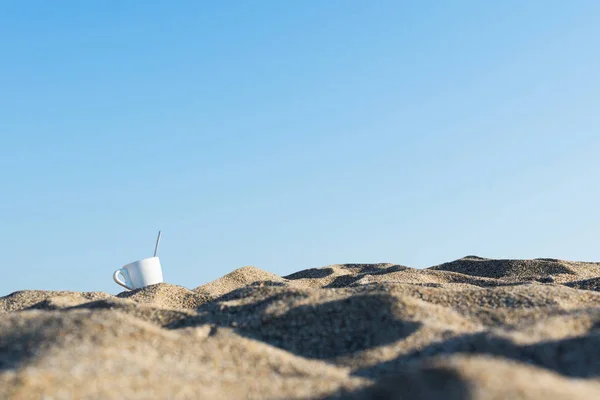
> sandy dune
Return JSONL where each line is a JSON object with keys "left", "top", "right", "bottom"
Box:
{"left": 2, "top": 257, "right": 600, "bottom": 399}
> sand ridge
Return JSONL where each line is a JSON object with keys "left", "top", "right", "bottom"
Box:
{"left": 2, "top": 256, "right": 600, "bottom": 399}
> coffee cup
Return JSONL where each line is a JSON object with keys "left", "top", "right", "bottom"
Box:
{"left": 113, "top": 256, "right": 164, "bottom": 290}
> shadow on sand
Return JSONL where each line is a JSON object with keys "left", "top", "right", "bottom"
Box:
{"left": 168, "top": 292, "right": 421, "bottom": 360}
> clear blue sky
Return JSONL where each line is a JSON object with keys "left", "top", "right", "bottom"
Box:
{"left": 1, "top": 1, "right": 599, "bottom": 296}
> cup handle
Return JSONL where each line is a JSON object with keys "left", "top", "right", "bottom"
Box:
{"left": 113, "top": 269, "right": 134, "bottom": 290}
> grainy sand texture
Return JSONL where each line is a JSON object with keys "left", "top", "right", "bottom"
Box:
{"left": 2, "top": 256, "right": 600, "bottom": 399}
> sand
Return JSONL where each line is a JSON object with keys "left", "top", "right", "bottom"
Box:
{"left": 2, "top": 257, "right": 600, "bottom": 399}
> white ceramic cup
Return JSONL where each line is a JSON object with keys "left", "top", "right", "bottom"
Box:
{"left": 113, "top": 257, "right": 164, "bottom": 290}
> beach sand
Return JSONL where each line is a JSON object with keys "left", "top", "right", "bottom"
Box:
{"left": 2, "top": 256, "right": 600, "bottom": 399}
